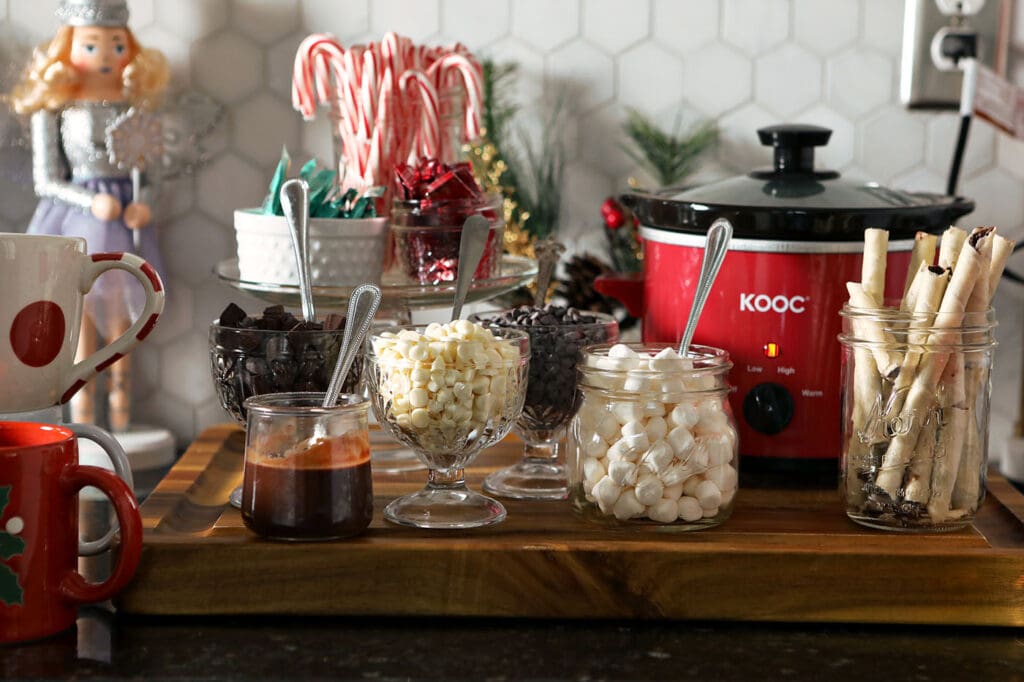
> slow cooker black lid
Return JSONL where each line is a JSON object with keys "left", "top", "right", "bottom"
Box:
{"left": 624, "top": 125, "right": 975, "bottom": 241}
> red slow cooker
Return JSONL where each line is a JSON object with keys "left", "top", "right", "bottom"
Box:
{"left": 597, "top": 125, "right": 974, "bottom": 471}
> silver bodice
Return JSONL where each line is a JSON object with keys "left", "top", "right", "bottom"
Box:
{"left": 31, "top": 101, "right": 134, "bottom": 210}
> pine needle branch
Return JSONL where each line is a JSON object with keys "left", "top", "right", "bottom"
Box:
{"left": 622, "top": 108, "right": 718, "bottom": 188}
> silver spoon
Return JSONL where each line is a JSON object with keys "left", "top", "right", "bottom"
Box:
{"left": 323, "top": 283, "right": 382, "bottom": 408}
{"left": 678, "top": 218, "right": 733, "bottom": 357}
{"left": 450, "top": 215, "right": 491, "bottom": 321}
{"left": 281, "top": 178, "right": 315, "bottom": 323}
{"left": 532, "top": 238, "right": 566, "bottom": 307}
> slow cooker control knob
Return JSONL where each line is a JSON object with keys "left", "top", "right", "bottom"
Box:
{"left": 742, "top": 383, "right": 794, "bottom": 435}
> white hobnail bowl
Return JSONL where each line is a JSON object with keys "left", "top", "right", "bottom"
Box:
{"left": 233, "top": 209, "right": 388, "bottom": 287}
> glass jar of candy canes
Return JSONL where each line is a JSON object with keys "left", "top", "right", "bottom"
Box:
{"left": 567, "top": 343, "right": 738, "bottom": 529}
{"left": 839, "top": 305, "right": 996, "bottom": 532}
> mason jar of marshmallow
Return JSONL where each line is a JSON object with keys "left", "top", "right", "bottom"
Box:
{"left": 567, "top": 343, "right": 738, "bottom": 529}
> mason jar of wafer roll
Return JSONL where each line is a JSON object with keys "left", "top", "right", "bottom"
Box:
{"left": 839, "top": 305, "right": 996, "bottom": 531}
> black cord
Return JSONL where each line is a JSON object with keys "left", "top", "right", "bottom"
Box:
{"left": 946, "top": 114, "right": 972, "bottom": 196}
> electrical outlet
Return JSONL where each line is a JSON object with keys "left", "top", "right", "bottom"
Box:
{"left": 900, "top": 0, "right": 1008, "bottom": 109}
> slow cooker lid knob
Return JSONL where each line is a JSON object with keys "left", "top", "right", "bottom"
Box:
{"left": 756, "top": 124, "right": 837, "bottom": 178}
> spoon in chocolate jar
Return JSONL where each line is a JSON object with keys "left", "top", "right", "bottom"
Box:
{"left": 677, "top": 218, "right": 733, "bottom": 358}
{"left": 450, "top": 215, "right": 491, "bottom": 322}
{"left": 281, "top": 178, "right": 316, "bottom": 323}
{"left": 532, "top": 238, "right": 566, "bottom": 307}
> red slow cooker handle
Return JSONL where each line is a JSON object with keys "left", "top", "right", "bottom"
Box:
{"left": 594, "top": 272, "right": 645, "bottom": 318}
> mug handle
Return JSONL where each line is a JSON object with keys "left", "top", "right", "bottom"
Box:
{"left": 58, "top": 465, "right": 142, "bottom": 606}
{"left": 59, "top": 252, "right": 165, "bottom": 405}
{"left": 67, "top": 423, "right": 135, "bottom": 557}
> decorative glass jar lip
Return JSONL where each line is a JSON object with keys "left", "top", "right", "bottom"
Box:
{"left": 367, "top": 324, "right": 531, "bottom": 367}
{"left": 577, "top": 342, "right": 733, "bottom": 397}
{"left": 838, "top": 305, "right": 997, "bottom": 349}
{"left": 210, "top": 318, "right": 346, "bottom": 334}
{"left": 470, "top": 308, "right": 619, "bottom": 330}
{"left": 243, "top": 391, "right": 367, "bottom": 416}
{"left": 391, "top": 192, "right": 503, "bottom": 213}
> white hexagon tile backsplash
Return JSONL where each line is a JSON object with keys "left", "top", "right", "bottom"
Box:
{"left": 1, "top": 0, "right": 1023, "bottom": 451}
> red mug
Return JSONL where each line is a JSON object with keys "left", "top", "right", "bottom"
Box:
{"left": 0, "top": 422, "right": 142, "bottom": 644}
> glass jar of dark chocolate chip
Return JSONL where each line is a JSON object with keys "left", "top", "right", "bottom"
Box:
{"left": 209, "top": 304, "right": 363, "bottom": 425}
{"left": 470, "top": 305, "right": 619, "bottom": 499}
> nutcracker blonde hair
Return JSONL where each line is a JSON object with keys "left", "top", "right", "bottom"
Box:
{"left": 10, "top": 25, "right": 169, "bottom": 115}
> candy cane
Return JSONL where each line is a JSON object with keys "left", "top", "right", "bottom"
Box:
{"left": 427, "top": 54, "right": 483, "bottom": 140}
{"left": 400, "top": 70, "right": 440, "bottom": 160}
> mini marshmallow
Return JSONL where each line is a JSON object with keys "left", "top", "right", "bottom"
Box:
{"left": 694, "top": 479, "right": 722, "bottom": 511}
{"left": 706, "top": 463, "right": 738, "bottom": 492}
{"left": 583, "top": 456, "right": 607, "bottom": 482}
{"left": 608, "top": 460, "right": 638, "bottom": 486}
{"left": 666, "top": 426, "right": 695, "bottom": 457}
{"left": 645, "top": 416, "right": 668, "bottom": 443}
{"left": 613, "top": 489, "right": 645, "bottom": 520}
{"left": 584, "top": 437, "right": 609, "bottom": 458}
{"left": 634, "top": 476, "right": 664, "bottom": 506}
{"left": 648, "top": 498, "right": 678, "bottom": 523}
{"left": 702, "top": 433, "right": 733, "bottom": 466}
{"left": 677, "top": 496, "right": 703, "bottom": 522}
{"left": 660, "top": 461, "right": 697, "bottom": 487}
{"left": 720, "top": 486, "right": 736, "bottom": 508}
{"left": 662, "top": 482, "right": 684, "bottom": 501}
{"left": 606, "top": 438, "right": 639, "bottom": 462}
{"left": 682, "top": 476, "right": 702, "bottom": 497}
{"left": 640, "top": 441, "right": 674, "bottom": 473}
{"left": 623, "top": 370, "right": 650, "bottom": 392}
{"left": 593, "top": 475, "right": 623, "bottom": 508}
{"left": 668, "top": 403, "right": 700, "bottom": 429}
{"left": 595, "top": 413, "right": 621, "bottom": 442}
{"left": 608, "top": 344, "right": 639, "bottom": 359}
{"left": 642, "top": 401, "right": 666, "bottom": 417}
{"left": 611, "top": 401, "right": 643, "bottom": 425}
{"left": 648, "top": 347, "right": 686, "bottom": 372}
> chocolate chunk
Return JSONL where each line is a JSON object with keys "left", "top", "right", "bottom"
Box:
{"left": 322, "top": 313, "right": 346, "bottom": 331}
{"left": 219, "top": 302, "right": 248, "bottom": 328}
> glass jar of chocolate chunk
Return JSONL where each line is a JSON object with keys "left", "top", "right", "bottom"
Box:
{"left": 209, "top": 303, "right": 363, "bottom": 424}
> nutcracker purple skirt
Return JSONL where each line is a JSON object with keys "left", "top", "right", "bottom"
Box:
{"left": 27, "top": 177, "right": 166, "bottom": 339}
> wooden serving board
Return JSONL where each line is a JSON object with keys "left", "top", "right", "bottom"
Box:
{"left": 116, "top": 425, "right": 1024, "bottom": 626}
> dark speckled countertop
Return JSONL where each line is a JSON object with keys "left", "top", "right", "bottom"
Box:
{"left": 5, "top": 609, "right": 1024, "bottom": 681}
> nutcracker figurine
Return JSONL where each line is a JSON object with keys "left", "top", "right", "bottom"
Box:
{"left": 10, "top": 0, "right": 169, "bottom": 431}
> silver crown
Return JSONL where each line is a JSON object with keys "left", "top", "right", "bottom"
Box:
{"left": 56, "top": 0, "right": 129, "bottom": 27}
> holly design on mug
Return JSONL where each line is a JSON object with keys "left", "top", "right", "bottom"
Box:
{"left": 0, "top": 485, "right": 25, "bottom": 606}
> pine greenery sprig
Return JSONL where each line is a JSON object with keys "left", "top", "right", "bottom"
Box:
{"left": 512, "top": 98, "right": 566, "bottom": 241}
{"left": 622, "top": 108, "right": 718, "bottom": 188}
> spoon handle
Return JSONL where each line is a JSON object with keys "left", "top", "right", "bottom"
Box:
{"left": 533, "top": 238, "right": 566, "bottom": 307}
{"left": 451, "top": 215, "right": 491, "bottom": 322}
{"left": 678, "top": 218, "right": 733, "bottom": 357}
{"left": 323, "top": 284, "right": 382, "bottom": 408}
{"left": 281, "top": 179, "right": 315, "bottom": 323}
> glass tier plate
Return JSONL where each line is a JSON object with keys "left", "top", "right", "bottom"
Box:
{"left": 214, "top": 255, "right": 537, "bottom": 310}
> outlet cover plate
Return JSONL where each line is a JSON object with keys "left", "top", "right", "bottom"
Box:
{"left": 900, "top": 0, "right": 1009, "bottom": 109}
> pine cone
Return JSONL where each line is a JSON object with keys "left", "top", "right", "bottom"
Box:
{"left": 556, "top": 253, "right": 617, "bottom": 315}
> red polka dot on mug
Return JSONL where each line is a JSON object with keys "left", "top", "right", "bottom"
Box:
{"left": 9, "top": 300, "right": 65, "bottom": 368}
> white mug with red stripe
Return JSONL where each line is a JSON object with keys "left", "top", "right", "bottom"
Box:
{"left": 0, "top": 234, "right": 164, "bottom": 413}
